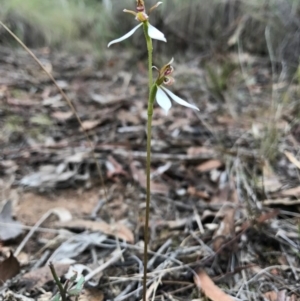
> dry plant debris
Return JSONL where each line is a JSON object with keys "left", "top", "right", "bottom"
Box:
{"left": 55, "top": 219, "right": 134, "bottom": 243}
{"left": 194, "top": 269, "right": 234, "bottom": 301}
{"left": 21, "top": 263, "right": 70, "bottom": 290}
{"left": 0, "top": 201, "right": 23, "bottom": 241}
{"left": 0, "top": 252, "right": 20, "bottom": 283}
{"left": 1, "top": 44, "right": 300, "bottom": 300}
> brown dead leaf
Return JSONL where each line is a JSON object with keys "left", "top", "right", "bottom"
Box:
{"left": 51, "top": 111, "right": 73, "bottom": 121}
{"left": 264, "top": 290, "right": 288, "bottom": 301}
{"left": 280, "top": 186, "right": 300, "bottom": 197}
{"left": 21, "top": 263, "right": 70, "bottom": 290}
{"left": 117, "top": 109, "right": 140, "bottom": 125}
{"left": 56, "top": 219, "right": 134, "bottom": 243}
{"left": 194, "top": 269, "right": 235, "bottom": 301}
{"left": 130, "top": 161, "right": 169, "bottom": 195}
{"left": 168, "top": 118, "right": 189, "bottom": 131}
{"left": 284, "top": 151, "right": 300, "bottom": 169}
{"left": 262, "top": 198, "right": 300, "bottom": 206}
{"left": 277, "top": 290, "right": 290, "bottom": 301}
{"left": 196, "top": 160, "right": 223, "bottom": 172}
{"left": 0, "top": 160, "right": 18, "bottom": 175}
{"left": 187, "top": 147, "right": 215, "bottom": 156}
{"left": 264, "top": 291, "right": 277, "bottom": 301}
{"left": 0, "top": 251, "right": 20, "bottom": 283}
{"left": 211, "top": 179, "right": 230, "bottom": 204}
{"left": 156, "top": 217, "right": 190, "bottom": 229}
{"left": 256, "top": 209, "right": 279, "bottom": 224}
{"left": 7, "top": 98, "right": 37, "bottom": 106}
{"left": 0, "top": 200, "right": 23, "bottom": 241}
{"left": 106, "top": 155, "right": 128, "bottom": 179}
{"left": 187, "top": 186, "right": 210, "bottom": 199}
{"left": 216, "top": 115, "right": 236, "bottom": 125}
{"left": 79, "top": 288, "right": 104, "bottom": 301}
{"left": 239, "top": 209, "right": 279, "bottom": 233}
{"left": 259, "top": 161, "right": 282, "bottom": 193}
{"left": 16, "top": 252, "right": 30, "bottom": 266}
{"left": 80, "top": 120, "right": 101, "bottom": 131}
{"left": 211, "top": 175, "right": 238, "bottom": 205}
{"left": 213, "top": 207, "right": 236, "bottom": 251}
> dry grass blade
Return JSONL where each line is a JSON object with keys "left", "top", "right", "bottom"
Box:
{"left": 194, "top": 269, "right": 235, "bottom": 301}
{"left": 284, "top": 151, "right": 300, "bottom": 169}
{"left": 56, "top": 219, "right": 134, "bottom": 243}
{"left": 0, "top": 20, "right": 108, "bottom": 201}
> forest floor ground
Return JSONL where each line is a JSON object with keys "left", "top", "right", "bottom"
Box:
{"left": 1, "top": 46, "right": 300, "bottom": 301}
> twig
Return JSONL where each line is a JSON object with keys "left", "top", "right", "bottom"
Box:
{"left": 32, "top": 250, "right": 51, "bottom": 270}
{"left": 147, "top": 238, "right": 172, "bottom": 269}
{"left": 85, "top": 249, "right": 124, "bottom": 282}
{"left": 113, "top": 149, "right": 216, "bottom": 161}
{"left": 90, "top": 197, "right": 109, "bottom": 219}
{"left": 14, "top": 210, "right": 54, "bottom": 257}
{"left": 0, "top": 222, "right": 60, "bottom": 234}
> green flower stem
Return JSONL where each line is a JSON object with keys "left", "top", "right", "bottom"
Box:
{"left": 142, "top": 21, "right": 156, "bottom": 301}
{"left": 143, "top": 83, "right": 157, "bottom": 301}
{"left": 143, "top": 22, "right": 153, "bottom": 88}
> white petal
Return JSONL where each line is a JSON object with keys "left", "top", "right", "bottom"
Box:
{"left": 161, "top": 87, "right": 199, "bottom": 111}
{"left": 108, "top": 23, "right": 143, "bottom": 47}
{"left": 167, "top": 57, "right": 174, "bottom": 65}
{"left": 156, "top": 87, "right": 172, "bottom": 114}
{"left": 148, "top": 23, "right": 167, "bottom": 42}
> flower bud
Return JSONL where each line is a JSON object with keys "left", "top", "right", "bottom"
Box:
{"left": 136, "top": 0, "right": 145, "bottom": 12}
{"left": 155, "top": 58, "right": 175, "bottom": 85}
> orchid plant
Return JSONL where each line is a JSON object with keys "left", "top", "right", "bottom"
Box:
{"left": 108, "top": 1, "right": 199, "bottom": 300}
{"left": 107, "top": 1, "right": 166, "bottom": 48}
{"left": 154, "top": 58, "right": 199, "bottom": 114}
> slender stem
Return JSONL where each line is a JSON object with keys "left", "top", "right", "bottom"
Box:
{"left": 142, "top": 84, "right": 157, "bottom": 301}
{"left": 49, "top": 262, "right": 67, "bottom": 301}
{"left": 143, "top": 22, "right": 153, "bottom": 88}
{"left": 142, "top": 20, "right": 156, "bottom": 301}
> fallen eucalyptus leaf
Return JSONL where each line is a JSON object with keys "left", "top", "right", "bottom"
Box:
{"left": 194, "top": 269, "right": 235, "bottom": 301}
{"left": 56, "top": 219, "right": 134, "bottom": 243}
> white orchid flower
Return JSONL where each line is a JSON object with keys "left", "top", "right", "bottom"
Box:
{"left": 154, "top": 58, "right": 199, "bottom": 114}
{"left": 108, "top": 1, "right": 166, "bottom": 48}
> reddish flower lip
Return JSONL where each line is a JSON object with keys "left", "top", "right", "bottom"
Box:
{"left": 136, "top": 6, "right": 145, "bottom": 12}
{"left": 154, "top": 58, "right": 199, "bottom": 114}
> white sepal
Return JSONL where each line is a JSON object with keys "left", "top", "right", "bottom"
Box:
{"left": 156, "top": 87, "right": 172, "bottom": 114}
{"left": 107, "top": 23, "right": 143, "bottom": 47}
{"left": 161, "top": 86, "right": 199, "bottom": 111}
{"left": 147, "top": 24, "right": 167, "bottom": 42}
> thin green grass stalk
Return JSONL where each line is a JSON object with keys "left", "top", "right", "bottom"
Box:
{"left": 143, "top": 21, "right": 155, "bottom": 301}
{"left": 143, "top": 22, "right": 153, "bottom": 88}
{"left": 49, "top": 262, "right": 67, "bottom": 301}
{"left": 0, "top": 20, "right": 108, "bottom": 201}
